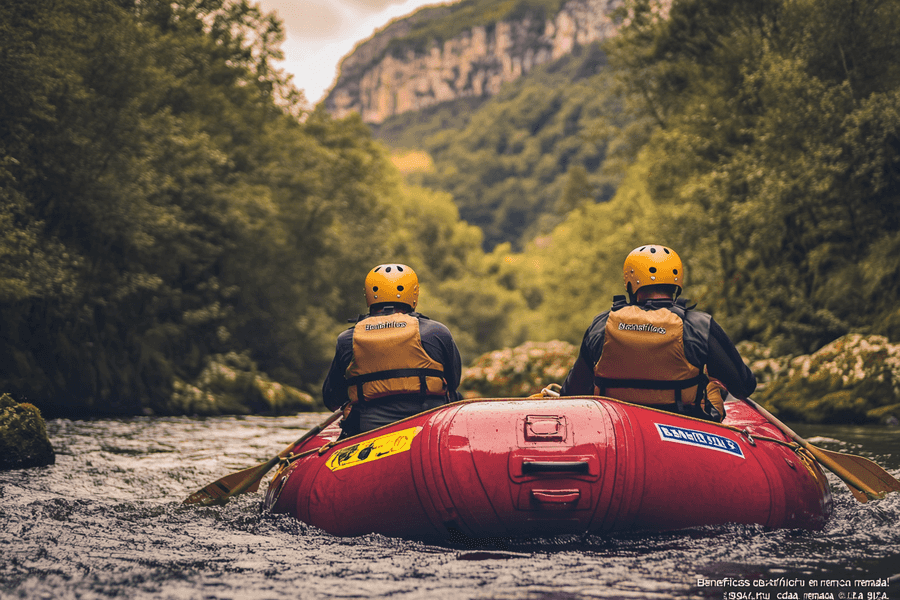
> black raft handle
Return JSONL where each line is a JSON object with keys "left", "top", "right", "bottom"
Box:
{"left": 521, "top": 460, "right": 590, "bottom": 474}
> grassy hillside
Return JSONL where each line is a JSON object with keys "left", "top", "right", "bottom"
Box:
{"left": 374, "top": 43, "right": 628, "bottom": 251}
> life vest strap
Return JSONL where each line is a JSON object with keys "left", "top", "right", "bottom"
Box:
{"left": 347, "top": 368, "right": 446, "bottom": 402}
{"left": 593, "top": 374, "right": 705, "bottom": 391}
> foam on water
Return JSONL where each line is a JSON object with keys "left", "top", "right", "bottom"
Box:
{"left": 1, "top": 415, "right": 898, "bottom": 599}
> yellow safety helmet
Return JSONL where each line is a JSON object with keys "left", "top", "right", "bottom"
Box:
{"left": 623, "top": 245, "right": 683, "bottom": 296}
{"left": 364, "top": 264, "right": 419, "bottom": 309}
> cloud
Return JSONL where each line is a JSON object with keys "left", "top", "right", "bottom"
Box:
{"left": 343, "top": 0, "right": 411, "bottom": 10}
{"left": 259, "top": 0, "right": 413, "bottom": 39}
{"left": 260, "top": 0, "right": 343, "bottom": 39}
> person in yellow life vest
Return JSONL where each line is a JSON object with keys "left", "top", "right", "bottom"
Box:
{"left": 559, "top": 245, "right": 756, "bottom": 421}
{"left": 322, "top": 263, "right": 462, "bottom": 438}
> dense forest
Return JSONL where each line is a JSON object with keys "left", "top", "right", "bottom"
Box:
{"left": 1, "top": 0, "right": 899, "bottom": 418}
{"left": 383, "top": 0, "right": 900, "bottom": 353}
{"left": 377, "top": 42, "right": 625, "bottom": 251}
{"left": 0, "top": 0, "right": 522, "bottom": 417}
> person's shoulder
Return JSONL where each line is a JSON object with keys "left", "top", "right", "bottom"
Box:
{"left": 414, "top": 313, "right": 454, "bottom": 334}
{"left": 588, "top": 309, "right": 612, "bottom": 328}
{"left": 411, "top": 311, "right": 439, "bottom": 324}
{"left": 678, "top": 300, "right": 711, "bottom": 320}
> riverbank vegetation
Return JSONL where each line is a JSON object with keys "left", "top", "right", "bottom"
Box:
{"left": 0, "top": 0, "right": 533, "bottom": 417}
{"left": 460, "top": 335, "right": 900, "bottom": 424}
{"left": 2, "top": 0, "right": 899, "bottom": 422}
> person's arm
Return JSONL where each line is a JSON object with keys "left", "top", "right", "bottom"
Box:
{"left": 322, "top": 331, "right": 354, "bottom": 411}
{"left": 705, "top": 319, "right": 757, "bottom": 400}
{"left": 445, "top": 338, "right": 463, "bottom": 402}
{"left": 559, "top": 353, "right": 595, "bottom": 396}
{"left": 421, "top": 320, "right": 463, "bottom": 401}
{"left": 560, "top": 313, "right": 608, "bottom": 396}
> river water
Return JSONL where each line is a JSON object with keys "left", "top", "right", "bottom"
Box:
{"left": 1, "top": 413, "right": 898, "bottom": 600}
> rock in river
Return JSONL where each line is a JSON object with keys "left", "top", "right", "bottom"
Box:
{"left": 0, "top": 393, "right": 55, "bottom": 470}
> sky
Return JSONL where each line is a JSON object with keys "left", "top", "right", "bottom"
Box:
{"left": 256, "top": 0, "right": 456, "bottom": 105}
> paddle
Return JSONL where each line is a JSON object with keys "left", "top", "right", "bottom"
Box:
{"left": 183, "top": 407, "right": 345, "bottom": 506}
{"left": 743, "top": 397, "right": 900, "bottom": 503}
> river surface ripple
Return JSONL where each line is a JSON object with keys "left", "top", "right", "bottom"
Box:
{"left": 1, "top": 415, "right": 899, "bottom": 599}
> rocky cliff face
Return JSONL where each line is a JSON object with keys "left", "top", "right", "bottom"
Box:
{"left": 325, "top": 0, "right": 623, "bottom": 124}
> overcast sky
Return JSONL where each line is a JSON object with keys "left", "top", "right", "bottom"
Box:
{"left": 256, "top": 0, "right": 455, "bottom": 104}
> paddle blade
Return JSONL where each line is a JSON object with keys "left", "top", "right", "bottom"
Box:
{"left": 846, "top": 485, "right": 871, "bottom": 503}
{"left": 183, "top": 463, "right": 264, "bottom": 506}
{"left": 813, "top": 444, "right": 900, "bottom": 499}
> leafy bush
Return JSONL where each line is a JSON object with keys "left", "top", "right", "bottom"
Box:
{"left": 461, "top": 340, "right": 577, "bottom": 398}
{"left": 755, "top": 335, "right": 900, "bottom": 424}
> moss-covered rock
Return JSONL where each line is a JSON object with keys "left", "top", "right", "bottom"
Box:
{"left": 0, "top": 393, "right": 56, "bottom": 470}
{"left": 735, "top": 340, "right": 793, "bottom": 393}
{"left": 461, "top": 340, "right": 578, "bottom": 398}
{"left": 166, "top": 352, "right": 316, "bottom": 416}
{"left": 754, "top": 334, "right": 900, "bottom": 424}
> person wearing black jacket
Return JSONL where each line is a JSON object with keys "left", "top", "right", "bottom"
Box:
{"left": 322, "top": 263, "right": 462, "bottom": 437}
{"left": 560, "top": 245, "right": 756, "bottom": 421}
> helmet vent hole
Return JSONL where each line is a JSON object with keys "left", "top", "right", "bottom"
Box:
{"left": 373, "top": 286, "right": 379, "bottom": 292}
{"left": 397, "top": 285, "right": 404, "bottom": 291}
{"left": 664, "top": 248, "right": 670, "bottom": 254}
{"left": 397, "top": 266, "right": 404, "bottom": 271}
{"left": 649, "top": 267, "right": 657, "bottom": 273}
{"left": 374, "top": 267, "right": 381, "bottom": 272}
{"left": 673, "top": 269, "right": 678, "bottom": 275}
{"left": 385, "top": 266, "right": 392, "bottom": 273}
{"left": 650, "top": 247, "right": 656, "bottom": 253}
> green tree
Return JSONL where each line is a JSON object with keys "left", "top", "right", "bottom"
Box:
{"left": 0, "top": 0, "right": 305, "bottom": 415}
{"left": 403, "top": 44, "right": 623, "bottom": 251}
{"left": 604, "top": 0, "right": 900, "bottom": 352}
{"left": 555, "top": 164, "right": 594, "bottom": 214}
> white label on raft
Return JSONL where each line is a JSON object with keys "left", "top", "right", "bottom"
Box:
{"left": 326, "top": 426, "right": 422, "bottom": 472}
{"left": 655, "top": 424, "right": 744, "bottom": 458}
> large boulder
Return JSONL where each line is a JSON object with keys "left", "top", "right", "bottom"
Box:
{"left": 751, "top": 334, "right": 900, "bottom": 424}
{"left": 461, "top": 340, "right": 578, "bottom": 398}
{"left": 167, "top": 352, "right": 316, "bottom": 416}
{"left": 0, "top": 393, "right": 56, "bottom": 470}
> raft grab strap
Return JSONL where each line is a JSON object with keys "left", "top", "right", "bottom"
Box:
{"left": 740, "top": 428, "right": 757, "bottom": 446}
{"left": 718, "top": 423, "right": 800, "bottom": 451}
{"left": 584, "top": 394, "right": 801, "bottom": 452}
{"left": 275, "top": 440, "right": 340, "bottom": 470}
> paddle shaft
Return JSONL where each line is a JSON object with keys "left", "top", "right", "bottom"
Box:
{"left": 743, "top": 397, "right": 881, "bottom": 500}
{"left": 220, "top": 407, "right": 345, "bottom": 501}
{"left": 183, "top": 406, "right": 345, "bottom": 506}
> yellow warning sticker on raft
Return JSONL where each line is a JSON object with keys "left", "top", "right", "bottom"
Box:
{"left": 326, "top": 426, "right": 422, "bottom": 472}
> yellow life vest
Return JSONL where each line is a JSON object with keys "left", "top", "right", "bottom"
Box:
{"left": 345, "top": 313, "right": 447, "bottom": 403}
{"left": 593, "top": 303, "right": 706, "bottom": 410}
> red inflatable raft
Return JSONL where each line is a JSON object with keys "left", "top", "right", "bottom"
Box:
{"left": 264, "top": 397, "right": 833, "bottom": 537}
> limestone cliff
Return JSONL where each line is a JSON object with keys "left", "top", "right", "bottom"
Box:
{"left": 325, "top": 0, "right": 623, "bottom": 124}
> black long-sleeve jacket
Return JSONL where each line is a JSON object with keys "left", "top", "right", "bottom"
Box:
{"left": 560, "top": 299, "right": 757, "bottom": 400}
